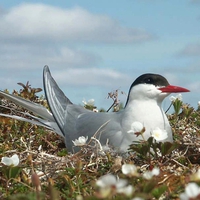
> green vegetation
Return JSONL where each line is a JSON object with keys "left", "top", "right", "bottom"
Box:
{"left": 0, "top": 83, "right": 199, "bottom": 200}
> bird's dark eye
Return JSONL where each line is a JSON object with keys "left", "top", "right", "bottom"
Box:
{"left": 144, "top": 77, "right": 153, "bottom": 84}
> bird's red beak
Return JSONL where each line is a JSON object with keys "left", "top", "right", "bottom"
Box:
{"left": 159, "top": 85, "right": 190, "bottom": 93}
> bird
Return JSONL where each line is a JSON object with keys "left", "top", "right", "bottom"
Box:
{"left": 0, "top": 66, "right": 190, "bottom": 152}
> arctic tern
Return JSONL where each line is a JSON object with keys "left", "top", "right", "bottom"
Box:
{"left": 0, "top": 66, "right": 189, "bottom": 152}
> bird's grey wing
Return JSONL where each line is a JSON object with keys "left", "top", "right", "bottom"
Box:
{"left": 64, "top": 109, "right": 124, "bottom": 150}
{"left": 0, "top": 91, "right": 54, "bottom": 121}
{"left": 77, "top": 112, "right": 124, "bottom": 149}
{"left": 43, "top": 65, "right": 73, "bottom": 136}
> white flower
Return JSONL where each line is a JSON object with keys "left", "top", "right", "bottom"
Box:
{"left": 127, "top": 121, "right": 144, "bottom": 134}
{"left": 82, "top": 99, "right": 87, "bottom": 105}
{"left": 117, "top": 185, "right": 134, "bottom": 196}
{"left": 198, "top": 101, "right": 200, "bottom": 107}
{"left": 180, "top": 182, "right": 200, "bottom": 200}
{"left": 143, "top": 171, "right": 153, "bottom": 180}
{"left": 196, "top": 169, "right": 200, "bottom": 179}
{"left": 82, "top": 98, "right": 95, "bottom": 106}
{"left": 191, "top": 169, "right": 200, "bottom": 181}
{"left": 185, "top": 183, "right": 200, "bottom": 198}
{"left": 72, "top": 136, "right": 88, "bottom": 146}
{"left": 96, "top": 174, "right": 127, "bottom": 189}
{"left": 151, "top": 128, "right": 168, "bottom": 142}
{"left": 93, "top": 108, "right": 99, "bottom": 112}
{"left": 143, "top": 167, "right": 160, "bottom": 180}
{"left": 96, "top": 174, "right": 133, "bottom": 197}
{"left": 122, "top": 164, "right": 138, "bottom": 176}
{"left": 169, "top": 96, "right": 176, "bottom": 102}
{"left": 169, "top": 94, "right": 182, "bottom": 102}
{"left": 1, "top": 154, "right": 20, "bottom": 166}
{"left": 151, "top": 167, "right": 160, "bottom": 176}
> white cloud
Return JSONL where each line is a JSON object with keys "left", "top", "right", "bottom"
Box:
{"left": 0, "top": 43, "right": 101, "bottom": 69}
{"left": 178, "top": 43, "right": 200, "bottom": 57}
{"left": 0, "top": 3, "right": 154, "bottom": 71}
{"left": 0, "top": 3, "right": 153, "bottom": 43}
{"left": 53, "top": 68, "right": 132, "bottom": 87}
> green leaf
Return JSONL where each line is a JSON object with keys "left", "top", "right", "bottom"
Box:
{"left": 147, "top": 137, "right": 154, "bottom": 147}
{"left": 2, "top": 166, "right": 22, "bottom": 179}
{"left": 57, "top": 149, "right": 68, "bottom": 156}
{"left": 161, "top": 142, "right": 179, "bottom": 156}
{"left": 173, "top": 99, "right": 182, "bottom": 115}
{"left": 143, "top": 180, "right": 157, "bottom": 193}
{"left": 152, "top": 185, "right": 167, "bottom": 198}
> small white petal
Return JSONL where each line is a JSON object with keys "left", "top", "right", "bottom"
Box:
{"left": 1, "top": 154, "right": 19, "bottom": 166}
{"left": 122, "top": 164, "right": 137, "bottom": 176}
{"left": 96, "top": 174, "right": 128, "bottom": 193}
{"left": 128, "top": 121, "right": 143, "bottom": 134}
{"left": 185, "top": 183, "right": 200, "bottom": 198}
{"left": 72, "top": 136, "right": 88, "bottom": 146}
{"left": 194, "top": 169, "right": 200, "bottom": 180}
{"left": 169, "top": 94, "right": 183, "bottom": 102}
{"left": 93, "top": 108, "right": 98, "bottom": 112}
{"left": 96, "top": 174, "right": 117, "bottom": 188}
{"left": 115, "top": 178, "right": 128, "bottom": 189}
{"left": 151, "top": 128, "right": 168, "bottom": 142}
{"left": 151, "top": 167, "right": 160, "bottom": 176}
{"left": 11, "top": 154, "right": 20, "bottom": 166}
{"left": 143, "top": 171, "right": 153, "bottom": 180}
{"left": 1, "top": 157, "right": 13, "bottom": 166}
{"left": 143, "top": 168, "right": 160, "bottom": 180}
{"left": 82, "top": 98, "right": 95, "bottom": 106}
{"left": 132, "top": 197, "right": 145, "bottom": 200}
{"left": 177, "top": 94, "right": 182, "bottom": 101}
{"left": 117, "top": 185, "right": 134, "bottom": 196}
{"left": 88, "top": 99, "right": 95, "bottom": 106}
{"left": 169, "top": 96, "right": 176, "bottom": 102}
{"left": 179, "top": 192, "right": 189, "bottom": 200}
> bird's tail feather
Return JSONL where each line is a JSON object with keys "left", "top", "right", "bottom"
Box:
{"left": 0, "top": 91, "right": 54, "bottom": 121}
{"left": 0, "top": 91, "right": 64, "bottom": 137}
{"left": 43, "top": 65, "right": 72, "bottom": 136}
{"left": 0, "top": 105, "right": 64, "bottom": 137}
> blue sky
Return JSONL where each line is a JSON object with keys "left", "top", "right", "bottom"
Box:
{"left": 0, "top": 0, "right": 200, "bottom": 110}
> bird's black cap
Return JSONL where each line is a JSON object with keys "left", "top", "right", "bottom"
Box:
{"left": 125, "top": 73, "right": 169, "bottom": 107}
{"left": 131, "top": 73, "right": 169, "bottom": 88}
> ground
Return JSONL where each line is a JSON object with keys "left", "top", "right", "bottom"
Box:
{"left": 0, "top": 83, "right": 199, "bottom": 200}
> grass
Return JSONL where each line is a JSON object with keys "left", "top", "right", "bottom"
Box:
{"left": 0, "top": 83, "right": 199, "bottom": 200}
